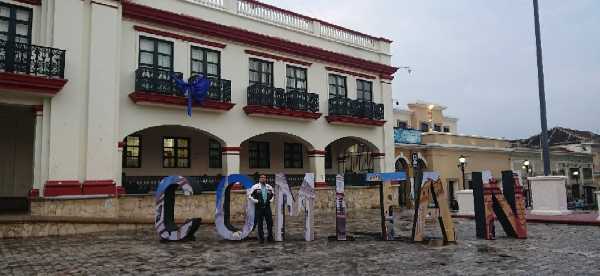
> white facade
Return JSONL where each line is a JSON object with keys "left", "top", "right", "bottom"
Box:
{"left": 0, "top": 0, "right": 397, "bottom": 197}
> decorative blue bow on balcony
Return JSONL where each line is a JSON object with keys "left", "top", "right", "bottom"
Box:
{"left": 172, "top": 74, "right": 212, "bottom": 117}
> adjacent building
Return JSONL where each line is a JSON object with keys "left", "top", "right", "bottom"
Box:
{"left": 0, "top": 0, "right": 398, "bottom": 208}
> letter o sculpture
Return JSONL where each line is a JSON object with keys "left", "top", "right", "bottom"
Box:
{"left": 154, "top": 176, "right": 201, "bottom": 242}
{"left": 215, "top": 174, "right": 255, "bottom": 240}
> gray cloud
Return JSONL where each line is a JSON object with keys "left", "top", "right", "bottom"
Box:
{"left": 263, "top": 0, "right": 600, "bottom": 139}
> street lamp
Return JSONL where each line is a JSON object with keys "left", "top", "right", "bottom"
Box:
{"left": 573, "top": 170, "right": 580, "bottom": 201}
{"left": 522, "top": 160, "right": 532, "bottom": 207}
{"left": 458, "top": 155, "right": 467, "bottom": 189}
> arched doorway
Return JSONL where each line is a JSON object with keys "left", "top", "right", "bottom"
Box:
{"left": 395, "top": 157, "right": 410, "bottom": 207}
{"left": 324, "top": 137, "right": 380, "bottom": 186}
{"left": 121, "top": 125, "right": 226, "bottom": 194}
{"left": 239, "top": 132, "right": 314, "bottom": 186}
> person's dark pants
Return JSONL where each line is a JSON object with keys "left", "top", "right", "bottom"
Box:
{"left": 255, "top": 205, "right": 273, "bottom": 241}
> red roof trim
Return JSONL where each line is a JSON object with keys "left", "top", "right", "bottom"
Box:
{"left": 325, "top": 66, "right": 376, "bottom": 80}
{"left": 134, "top": 25, "right": 227, "bottom": 49}
{"left": 128, "top": 91, "right": 235, "bottom": 111}
{"left": 243, "top": 105, "right": 322, "bottom": 120}
{"left": 14, "top": 0, "right": 41, "bottom": 5}
{"left": 121, "top": 2, "right": 397, "bottom": 76}
{"left": 0, "top": 72, "right": 68, "bottom": 95}
{"left": 222, "top": 147, "right": 242, "bottom": 152}
{"left": 242, "top": 0, "right": 392, "bottom": 43}
{"left": 325, "top": 115, "right": 386, "bottom": 127}
{"left": 245, "top": 49, "right": 311, "bottom": 67}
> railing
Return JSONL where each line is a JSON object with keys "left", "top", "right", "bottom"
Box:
{"left": 328, "top": 97, "right": 384, "bottom": 120}
{"left": 320, "top": 23, "right": 378, "bottom": 49}
{"left": 247, "top": 83, "right": 319, "bottom": 113}
{"left": 135, "top": 67, "right": 232, "bottom": 103}
{"left": 123, "top": 175, "right": 222, "bottom": 194}
{"left": 237, "top": 0, "right": 313, "bottom": 33}
{"left": 0, "top": 40, "right": 66, "bottom": 78}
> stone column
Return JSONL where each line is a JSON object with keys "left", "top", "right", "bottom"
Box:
{"left": 456, "top": 190, "right": 474, "bottom": 216}
{"left": 32, "top": 105, "right": 44, "bottom": 197}
{"left": 223, "top": 147, "right": 241, "bottom": 174}
{"left": 529, "top": 176, "right": 571, "bottom": 216}
{"left": 595, "top": 191, "right": 600, "bottom": 221}
{"left": 308, "top": 150, "right": 326, "bottom": 187}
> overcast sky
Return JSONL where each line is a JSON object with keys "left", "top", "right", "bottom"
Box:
{"left": 264, "top": 0, "right": 600, "bottom": 139}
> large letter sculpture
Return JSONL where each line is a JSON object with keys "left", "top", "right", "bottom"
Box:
{"left": 335, "top": 174, "right": 347, "bottom": 241}
{"left": 411, "top": 172, "right": 456, "bottom": 243}
{"left": 366, "top": 172, "right": 407, "bottom": 240}
{"left": 154, "top": 176, "right": 201, "bottom": 242}
{"left": 275, "top": 173, "right": 295, "bottom": 242}
{"left": 472, "top": 170, "right": 527, "bottom": 240}
{"left": 215, "top": 174, "right": 256, "bottom": 240}
{"left": 297, "top": 173, "right": 315, "bottom": 241}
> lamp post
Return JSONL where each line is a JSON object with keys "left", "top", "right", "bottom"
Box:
{"left": 573, "top": 170, "right": 580, "bottom": 201}
{"left": 522, "top": 160, "right": 532, "bottom": 208}
{"left": 458, "top": 155, "right": 467, "bottom": 189}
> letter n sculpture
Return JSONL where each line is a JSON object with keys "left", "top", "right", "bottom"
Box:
{"left": 473, "top": 170, "right": 527, "bottom": 240}
{"left": 412, "top": 173, "right": 456, "bottom": 243}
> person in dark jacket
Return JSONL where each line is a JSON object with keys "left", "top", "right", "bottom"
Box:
{"left": 249, "top": 174, "right": 274, "bottom": 243}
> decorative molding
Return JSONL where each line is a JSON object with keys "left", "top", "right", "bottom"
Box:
{"left": 325, "top": 66, "right": 376, "bottom": 80}
{"left": 122, "top": 2, "right": 398, "bottom": 77}
{"left": 134, "top": 25, "right": 227, "bottom": 49}
{"left": 325, "top": 115, "right": 386, "bottom": 127}
{"left": 308, "top": 150, "right": 326, "bottom": 156}
{"left": 14, "top": 0, "right": 41, "bottom": 5}
{"left": 0, "top": 72, "right": 68, "bottom": 95}
{"left": 222, "top": 147, "right": 242, "bottom": 152}
{"left": 243, "top": 105, "right": 322, "bottom": 120}
{"left": 245, "top": 49, "right": 311, "bottom": 66}
{"left": 82, "top": 180, "right": 117, "bottom": 195}
{"left": 44, "top": 180, "right": 82, "bottom": 197}
{"left": 128, "top": 91, "right": 235, "bottom": 111}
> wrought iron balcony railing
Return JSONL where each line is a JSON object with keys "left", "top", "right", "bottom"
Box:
{"left": 134, "top": 67, "right": 231, "bottom": 102}
{"left": 247, "top": 83, "right": 319, "bottom": 112}
{"left": 328, "top": 97, "right": 384, "bottom": 120}
{"left": 0, "top": 39, "right": 66, "bottom": 78}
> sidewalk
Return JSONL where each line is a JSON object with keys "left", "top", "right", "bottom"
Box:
{"left": 453, "top": 211, "right": 600, "bottom": 226}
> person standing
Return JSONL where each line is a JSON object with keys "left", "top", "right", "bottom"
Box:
{"left": 249, "top": 174, "right": 274, "bottom": 243}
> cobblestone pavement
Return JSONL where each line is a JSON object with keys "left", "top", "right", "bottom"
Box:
{"left": 1, "top": 210, "right": 600, "bottom": 275}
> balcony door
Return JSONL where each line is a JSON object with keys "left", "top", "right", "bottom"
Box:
{"left": 0, "top": 3, "right": 32, "bottom": 74}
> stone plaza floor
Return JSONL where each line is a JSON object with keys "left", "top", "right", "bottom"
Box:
{"left": 1, "top": 209, "right": 600, "bottom": 275}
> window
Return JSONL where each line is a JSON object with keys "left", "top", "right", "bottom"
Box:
{"left": 286, "top": 65, "right": 307, "bottom": 92}
{"left": 443, "top": 126, "right": 451, "bottom": 133}
{"left": 208, "top": 139, "right": 222, "bottom": 169}
{"left": 284, "top": 143, "right": 303, "bottom": 168}
{"left": 123, "top": 136, "right": 141, "bottom": 168}
{"left": 325, "top": 145, "right": 332, "bottom": 169}
{"left": 396, "top": 121, "right": 408, "bottom": 129}
{"left": 139, "top": 36, "right": 173, "bottom": 71}
{"left": 249, "top": 141, "right": 270, "bottom": 168}
{"left": 163, "top": 137, "right": 190, "bottom": 168}
{"left": 420, "top": 122, "right": 429, "bottom": 132}
{"left": 0, "top": 3, "right": 32, "bottom": 44}
{"left": 356, "top": 79, "right": 373, "bottom": 102}
{"left": 249, "top": 58, "right": 273, "bottom": 86}
{"left": 434, "top": 124, "right": 441, "bottom": 132}
{"left": 328, "top": 74, "right": 347, "bottom": 98}
{"left": 191, "top": 46, "right": 220, "bottom": 80}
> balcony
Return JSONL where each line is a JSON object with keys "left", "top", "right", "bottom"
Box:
{"left": 0, "top": 40, "right": 67, "bottom": 95}
{"left": 128, "top": 67, "right": 234, "bottom": 111}
{"left": 243, "top": 83, "right": 321, "bottom": 120}
{"left": 326, "top": 97, "right": 385, "bottom": 126}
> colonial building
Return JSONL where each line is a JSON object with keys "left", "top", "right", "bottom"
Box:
{"left": 0, "top": 0, "right": 398, "bottom": 208}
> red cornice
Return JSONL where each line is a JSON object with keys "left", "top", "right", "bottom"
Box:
{"left": 129, "top": 91, "right": 235, "bottom": 111}
{"left": 14, "top": 0, "right": 41, "bottom": 5}
{"left": 380, "top": 74, "right": 394, "bottom": 80}
{"left": 0, "top": 72, "right": 68, "bottom": 95}
{"left": 241, "top": 0, "right": 392, "bottom": 43}
{"left": 82, "top": 180, "right": 117, "bottom": 196}
{"left": 243, "top": 105, "right": 322, "bottom": 120}
{"left": 121, "top": 2, "right": 397, "bottom": 76}
{"left": 222, "top": 147, "right": 242, "bottom": 152}
{"left": 326, "top": 66, "right": 376, "bottom": 80}
{"left": 134, "top": 25, "right": 226, "bottom": 49}
{"left": 308, "top": 150, "right": 326, "bottom": 155}
{"left": 325, "top": 115, "right": 386, "bottom": 127}
{"left": 44, "top": 180, "right": 82, "bottom": 197}
{"left": 245, "top": 49, "right": 311, "bottom": 67}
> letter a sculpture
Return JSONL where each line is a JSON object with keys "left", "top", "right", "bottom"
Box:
{"left": 472, "top": 170, "right": 527, "bottom": 240}
{"left": 275, "top": 173, "right": 295, "bottom": 242}
{"left": 411, "top": 172, "right": 456, "bottom": 243}
{"left": 297, "top": 173, "right": 315, "bottom": 241}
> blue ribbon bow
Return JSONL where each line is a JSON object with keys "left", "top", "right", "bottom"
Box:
{"left": 172, "top": 74, "right": 212, "bottom": 117}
